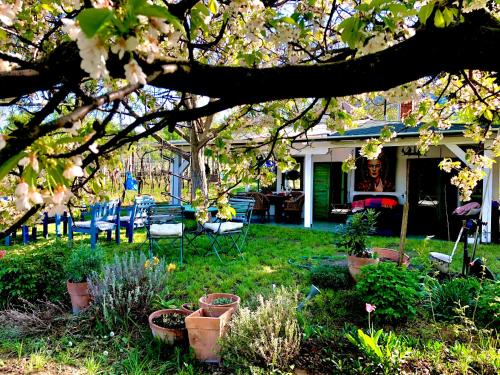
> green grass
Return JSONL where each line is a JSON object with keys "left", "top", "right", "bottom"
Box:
{"left": 0, "top": 223, "right": 499, "bottom": 374}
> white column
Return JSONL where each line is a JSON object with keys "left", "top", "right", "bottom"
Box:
{"left": 303, "top": 154, "right": 313, "bottom": 228}
{"left": 170, "top": 155, "right": 182, "bottom": 204}
{"left": 482, "top": 149, "right": 493, "bottom": 243}
{"left": 276, "top": 168, "right": 283, "bottom": 193}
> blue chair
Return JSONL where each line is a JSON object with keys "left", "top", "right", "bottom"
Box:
{"left": 68, "top": 200, "right": 121, "bottom": 248}
{"left": 120, "top": 195, "right": 155, "bottom": 243}
{"left": 202, "top": 197, "right": 254, "bottom": 261}
{"left": 145, "top": 204, "right": 185, "bottom": 264}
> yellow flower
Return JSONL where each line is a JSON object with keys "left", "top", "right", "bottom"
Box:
{"left": 167, "top": 263, "right": 176, "bottom": 273}
{"left": 153, "top": 256, "right": 160, "bottom": 265}
{"left": 144, "top": 260, "right": 151, "bottom": 269}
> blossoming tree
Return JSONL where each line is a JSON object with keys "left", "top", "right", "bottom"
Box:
{"left": 0, "top": 0, "right": 498, "bottom": 235}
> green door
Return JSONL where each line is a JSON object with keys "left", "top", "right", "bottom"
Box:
{"left": 314, "top": 163, "right": 331, "bottom": 219}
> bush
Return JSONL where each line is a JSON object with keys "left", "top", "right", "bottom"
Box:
{"left": 424, "top": 277, "right": 481, "bottom": 321}
{"left": 220, "top": 287, "right": 301, "bottom": 370}
{"left": 310, "top": 264, "right": 351, "bottom": 289}
{"left": 0, "top": 244, "right": 68, "bottom": 307}
{"left": 475, "top": 280, "right": 500, "bottom": 328}
{"left": 88, "top": 252, "right": 169, "bottom": 329}
{"left": 65, "top": 244, "right": 104, "bottom": 283}
{"left": 425, "top": 277, "right": 499, "bottom": 327}
{"left": 356, "top": 263, "right": 421, "bottom": 322}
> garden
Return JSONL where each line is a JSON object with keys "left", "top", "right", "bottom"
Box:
{"left": 0, "top": 214, "right": 498, "bottom": 374}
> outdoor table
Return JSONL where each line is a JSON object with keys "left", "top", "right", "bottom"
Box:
{"left": 265, "top": 194, "right": 290, "bottom": 223}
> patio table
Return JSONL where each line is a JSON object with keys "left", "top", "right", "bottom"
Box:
{"left": 265, "top": 193, "right": 290, "bottom": 222}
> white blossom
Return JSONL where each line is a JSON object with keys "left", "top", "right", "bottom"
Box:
{"left": 77, "top": 36, "right": 109, "bottom": 79}
{"left": 28, "top": 189, "right": 44, "bottom": 205}
{"left": 0, "top": 59, "right": 12, "bottom": 72}
{"left": 110, "top": 36, "right": 138, "bottom": 60}
{"left": 15, "top": 195, "right": 31, "bottom": 210}
{"left": 0, "top": 135, "right": 6, "bottom": 150}
{"left": 18, "top": 154, "right": 39, "bottom": 172}
{"left": 124, "top": 58, "right": 147, "bottom": 85}
{"left": 89, "top": 142, "right": 99, "bottom": 154}
{"left": 63, "top": 164, "right": 84, "bottom": 179}
{"left": 61, "top": 18, "right": 81, "bottom": 41}
{"left": 0, "top": 0, "right": 21, "bottom": 26}
{"left": 15, "top": 181, "right": 29, "bottom": 196}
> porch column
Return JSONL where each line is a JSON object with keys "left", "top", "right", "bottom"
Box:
{"left": 276, "top": 168, "right": 283, "bottom": 192}
{"left": 303, "top": 154, "right": 313, "bottom": 228}
{"left": 482, "top": 149, "right": 493, "bottom": 243}
{"left": 170, "top": 155, "right": 182, "bottom": 204}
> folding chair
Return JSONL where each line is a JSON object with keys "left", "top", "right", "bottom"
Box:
{"left": 68, "top": 199, "right": 121, "bottom": 248}
{"left": 145, "top": 204, "right": 185, "bottom": 264}
{"left": 120, "top": 195, "right": 155, "bottom": 243}
{"left": 202, "top": 197, "right": 255, "bottom": 262}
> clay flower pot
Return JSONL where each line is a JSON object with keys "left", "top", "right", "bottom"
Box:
{"left": 185, "top": 306, "right": 234, "bottom": 363}
{"left": 181, "top": 303, "right": 198, "bottom": 314}
{"left": 149, "top": 309, "right": 190, "bottom": 345}
{"left": 66, "top": 281, "right": 90, "bottom": 314}
{"left": 372, "top": 247, "right": 410, "bottom": 266}
{"left": 199, "top": 293, "right": 240, "bottom": 312}
{"left": 347, "top": 255, "right": 379, "bottom": 281}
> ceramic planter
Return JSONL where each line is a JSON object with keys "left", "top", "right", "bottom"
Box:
{"left": 185, "top": 306, "right": 234, "bottom": 363}
{"left": 66, "top": 281, "right": 90, "bottom": 314}
{"left": 347, "top": 255, "right": 379, "bottom": 281}
{"left": 372, "top": 247, "right": 410, "bottom": 266}
{"left": 181, "top": 303, "right": 197, "bottom": 314}
{"left": 148, "top": 309, "right": 190, "bottom": 345}
{"left": 199, "top": 293, "right": 240, "bottom": 312}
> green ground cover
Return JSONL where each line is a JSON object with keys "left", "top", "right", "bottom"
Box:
{"left": 0, "top": 224, "right": 498, "bottom": 374}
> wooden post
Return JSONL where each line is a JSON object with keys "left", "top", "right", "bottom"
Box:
{"left": 398, "top": 202, "right": 409, "bottom": 266}
{"left": 398, "top": 159, "right": 410, "bottom": 266}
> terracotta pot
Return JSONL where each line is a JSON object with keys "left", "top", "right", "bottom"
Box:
{"left": 66, "top": 281, "right": 90, "bottom": 314}
{"left": 185, "top": 306, "right": 234, "bottom": 363}
{"left": 199, "top": 293, "right": 240, "bottom": 312}
{"left": 181, "top": 303, "right": 197, "bottom": 314}
{"left": 347, "top": 255, "right": 379, "bottom": 281}
{"left": 373, "top": 247, "right": 410, "bottom": 266}
{"left": 148, "top": 309, "right": 190, "bottom": 345}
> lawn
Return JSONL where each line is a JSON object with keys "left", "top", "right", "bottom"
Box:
{"left": 0, "top": 224, "right": 498, "bottom": 374}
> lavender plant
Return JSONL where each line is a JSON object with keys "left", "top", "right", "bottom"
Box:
{"left": 88, "top": 252, "right": 169, "bottom": 329}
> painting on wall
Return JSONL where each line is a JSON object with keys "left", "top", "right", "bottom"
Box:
{"left": 354, "top": 147, "right": 397, "bottom": 192}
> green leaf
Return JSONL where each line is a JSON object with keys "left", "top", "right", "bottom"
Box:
{"left": 442, "top": 7, "right": 454, "bottom": 26}
{"left": 0, "top": 152, "right": 25, "bottom": 181}
{"left": 77, "top": 8, "right": 112, "bottom": 38}
{"left": 433, "top": 9, "right": 445, "bottom": 28}
{"left": 208, "top": 0, "right": 218, "bottom": 14}
{"left": 279, "top": 16, "right": 296, "bottom": 24}
{"left": 484, "top": 109, "right": 493, "bottom": 121}
{"left": 418, "top": 3, "right": 434, "bottom": 25}
{"left": 135, "top": 4, "right": 184, "bottom": 32}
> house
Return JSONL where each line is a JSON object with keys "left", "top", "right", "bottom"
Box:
{"left": 169, "top": 120, "right": 499, "bottom": 243}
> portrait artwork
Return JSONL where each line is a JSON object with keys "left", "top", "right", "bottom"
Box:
{"left": 354, "top": 148, "right": 396, "bottom": 192}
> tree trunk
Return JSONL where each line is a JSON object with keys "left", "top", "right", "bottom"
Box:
{"left": 190, "top": 140, "right": 208, "bottom": 203}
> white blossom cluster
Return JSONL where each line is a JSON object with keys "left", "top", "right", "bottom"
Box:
{"left": 0, "top": 0, "right": 22, "bottom": 26}
{"left": 459, "top": 0, "right": 487, "bottom": 13}
{"left": 356, "top": 32, "right": 394, "bottom": 57}
{"left": 383, "top": 81, "right": 420, "bottom": 104}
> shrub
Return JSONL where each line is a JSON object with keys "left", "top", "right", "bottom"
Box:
{"left": 356, "top": 263, "right": 421, "bottom": 322}
{"left": 310, "top": 264, "right": 351, "bottom": 289}
{"left": 424, "top": 277, "right": 481, "bottom": 321}
{"left": 336, "top": 209, "right": 378, "bottom": 257}
{"left": 65, "top": 244, "right": 104, "bottom": 283}
{"left": 220, "top": 287, "right": 301, "bottom": 370}
{"left": 88, "top": 252, "right": 169, "bottom": 329}
{"left": 475, "top": 280, "right": 500, "bottom": 328}
{"left": 0, "top": 244, "right": 68, "bottom": 307}
{"left": 425, "top": 277, "right": 499, "bottom": 327}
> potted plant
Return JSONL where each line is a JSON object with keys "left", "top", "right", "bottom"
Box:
{"left": 181, "top": 302, "right": 198, "bottom": 314}
{"left": 336, "top": 209, "right": 379, "bottom": 280}
{"left": 65, "top": 244, "right": 104, "bottom": 314}
{"left": 199, "top": 293, "right": 240, "bottom": 311}
{"left": 149, "top": 309, "right": 191, "bottom": 345}
{"left": 185, "top": 305, "right": 234, "bottom": 363}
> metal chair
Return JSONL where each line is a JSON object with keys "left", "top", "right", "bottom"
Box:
{"left": 68, "top": 200, "right": 121, "bottom": 248}
{"left": 202, "top": 197, "right": 254, "bottom": 262}
{"left": 145, "top": 204, "right": 185, "bottom": 264}
{"left": 120, "top": 195, "right": 155, "bottom": 243}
